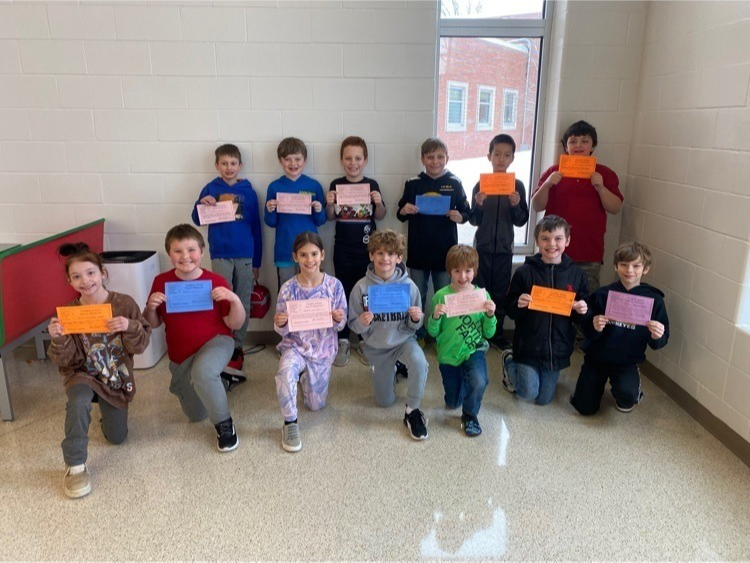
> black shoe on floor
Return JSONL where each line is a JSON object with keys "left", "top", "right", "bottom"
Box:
{"left": 215, "top": 417, "right": 238, "bottom": 452}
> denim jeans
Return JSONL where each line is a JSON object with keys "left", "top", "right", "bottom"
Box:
{"left": 506, "top": 359, "right": 560, "bottom": 405}
{"left": 439, "top": 351, "right": 488, "bottom": 417}
{"left": 409, "top": 268, "right": 451, "bottom": 338}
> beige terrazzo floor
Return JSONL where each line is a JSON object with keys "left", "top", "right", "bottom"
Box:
{"left": 1, "top": 341, "right": 750, "bottom": 561}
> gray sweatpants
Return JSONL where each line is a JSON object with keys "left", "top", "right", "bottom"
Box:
{"left": 168, "top": 335, "right": 234, "bottom": 425}
{"left": 212, "top": 258, "right": 254, "bottom": 349}
{"left": 61, "top": 383, "right": 128, "bottom": 466}
{"left": 365, "top": 338, "right": 428, "bottom": 410}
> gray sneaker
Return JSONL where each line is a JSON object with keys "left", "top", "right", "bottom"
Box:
{"left": 282, "top": 422, "right": 302, "bottom": 452}
{"left": 333, "top": 339, "right": 350, "bottom": 367}
{"left": 356, "top": 340, "right": 370, "bottom": 366}
{"left": 501, "top": 349, "right": 516, "bottom": 393}
{"left": 64, "top": 464, "right": 92, "bottom": 499}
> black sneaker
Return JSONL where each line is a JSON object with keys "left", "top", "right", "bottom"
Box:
{"left": 395, "top": 360, "right": 409, "bottom": 379}
{"left": 461, "top": 413, "right": 482, "bottom": 437}
{"left": 404, "top": 408, "right": 428, "bottom": 440}
{"left": 215, "top": 417, "right": 238, "bottom": 452}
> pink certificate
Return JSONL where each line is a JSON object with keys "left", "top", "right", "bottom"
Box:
{"left": 287, "top": 297, "right": 333, "bottom": 332}
{"left": 196, "top": 200, "right": 236, "bottom": 225}
{"left": 444, "top": 288, "right": 487, "bottom": 318}
{"left": 277, "top": 192, "right": 312, "bottom": 215}
{"left": 336, "top": 184, "right": 371, "bottom": 206}
{"left": 604, "top": 291, "right": 654, "bottom": 326}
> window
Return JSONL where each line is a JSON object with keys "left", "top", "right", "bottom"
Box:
{"left": 477, "top": 86, "right": 495, "bottom": 130}
{"left": 438, "top": 1, "right": 553, "bottom": 251}
{"left": 447, "top": 82, "right": 468, "bottom": 131}
{"left": 502, "top": 89, "right": 518, "bottom": 129}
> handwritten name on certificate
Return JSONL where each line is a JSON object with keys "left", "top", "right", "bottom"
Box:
{"left": 528, "top": 286, "right": 576, "bottom": 316}
{"left": 559, "top": 155, "right": 597, "bottom": 179}
{"left": 57, "top": 304, "right": 113, "bottom": 334}
{"left": 415, "top": 195, "right": 451, "bottom": 216}
{"left": 336, "top": 184, "right": 371, "bottom": 206}
{"left": 445, "top": 288, "right": 487, "bottom": 317}
{"left": 287, "top": 298, "right": 333, "bottom": 332}
{"left": 196, "top": 200, "right": 235, "bottom": 225}
{"left": 165, "top": 280, "right": 214, "bottom": 314}
{"left": 605, "top": 291, "right": 654, "bottom": 326}
{"left": 479, "top": 173, "right": 515, "bottom": 195}
{"left": 277, "top": 192, "right": 312, "bottom": 215}
{"left": 368, "top": 284, "right": 411, "bottom": 314}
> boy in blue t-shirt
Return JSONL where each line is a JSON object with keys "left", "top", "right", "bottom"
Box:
{"left": 264, "top": 137, "right": 326, "bottom": 290}
{"left": 191, "top": 143, "right": 262, "bottom": 378}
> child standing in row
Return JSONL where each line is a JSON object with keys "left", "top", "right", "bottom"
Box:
{"left": 273, "top": 232, "right": 347, "bottom": 453}
{"left": 144, "top": 224, "right": 245, "bottom": 453}
{"left": 326, "top": 136, "right": 386, "bottom": 367}
{"left": 191, "top": 143, "right": 262, "bottom": 378}
{"left": 48, "top": 243, "right": 152, "bottom": 499}
{"left": 397, "top": 137, "right": 470, "bottom": 345}
{"left": 264, "top": 137, "right": 326, "bottom": 290}
{"left": 571, "top": 242, "right": 669, "bottom": 415}
{"left": 348, "top": 230, "right": 430, "bottom": 440}
{"left": 427, "top": 245, "right": 496, "bottom": 437}
{"left": 469, "top": 134, "right": 529, "bottom": 350}
{"left": 501, "top": 216, "right": 588, "bottom": 405}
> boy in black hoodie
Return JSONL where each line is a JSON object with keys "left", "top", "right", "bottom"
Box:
{"left": 570, "top": 241, "right": 669, "bottom": 415}
{"left": 501, "top": 215, "right": 588, "bottom": 405}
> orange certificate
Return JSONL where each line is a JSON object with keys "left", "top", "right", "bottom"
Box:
{"left": 527, "top": 286, "right": 576, "bottom": 317}
{"left": 479, "top": 173, "right": 515, "bottom": 195}
{"left": 559, "top": 155, "right": 597, "bottom": 179}
{"left": 56, "top": 303, "right": 113, "bottom": 334}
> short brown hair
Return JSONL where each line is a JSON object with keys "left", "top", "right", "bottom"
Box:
{"left": 215, "top": 143, "right": 242, "bottom": 164}
{"left": 533, "top": 215, "right": 570, "bottom": 240}
{"left": 614, "top": 241, "right": 652, "bottom": 269}
{"left": 445, "top": 244, "right": 478, "bottom": 272}
{"left": 165, "top": 224, "right": 205, "bottom": 254}
{"left": 421, "top": 137, "right": 448, "bottom": 157}
{"left": 340, "top": 136, "right": 368, "bottom": 159}
{"left": 277, "top": 137, "right": 307, "bottom": 160}
{"left": 368, "top": 229, "right": 405, "bottom": 257}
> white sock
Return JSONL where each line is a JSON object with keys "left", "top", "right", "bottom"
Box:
{"left": 68, "top": 464, "right": 85, "bottom": 475}
{"left": 405, "top": 405, "right": 413, "bottom": 415}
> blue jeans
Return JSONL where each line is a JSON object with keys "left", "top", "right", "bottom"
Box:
{"left": 506, "top": 360, "right": 560, "bottom": 405}
{"left": 409, "top": 268, "right": 451, "bottom": 338}
{"left": 439, "top": 351, "right": 488, "bottom": 417}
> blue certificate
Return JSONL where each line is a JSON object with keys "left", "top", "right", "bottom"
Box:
{"left": 416, "top": 195, "right": 451, "bottom": 216}
{"left": 165, "top": 280, "right": 214, "bottom": 313}
{"left": 368, "top": 284, "right": 411, "bottom": 314}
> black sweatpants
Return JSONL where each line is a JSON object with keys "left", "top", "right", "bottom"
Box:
{"left": 476, "top": 251, "right": 512, "bottom": 332}
{"left": 570, "top": 358, "right": 641, "bottom": 415}
{"left": 334, "top": 250, "right": 370, "bottom": 341}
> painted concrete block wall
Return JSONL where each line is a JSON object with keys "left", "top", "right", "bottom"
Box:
{"left": 626, "top": 1, "right": 750, "bottom": 442}
{"left": 0, "top": 1, "right": 438, "bottom": 332}
{"left": 542, "top": 0, "right": 647, "bottom": 285}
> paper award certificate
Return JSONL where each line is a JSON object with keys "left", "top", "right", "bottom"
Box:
{"left": 287, "top": 298, "right": 333, "bottom": 332}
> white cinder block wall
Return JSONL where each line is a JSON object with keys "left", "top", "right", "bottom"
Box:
{"left": 626, "top": 1, "right": 750, "bottom": 442}
{"left": 542, "top": 0, "right": 647, "bottom": 286}
{"left": 0, "top": 0, "right": 438, "bottom": 332}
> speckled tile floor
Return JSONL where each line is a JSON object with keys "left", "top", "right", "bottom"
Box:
{"left": 1, "top": 341, "right": 749, "bottom": 561}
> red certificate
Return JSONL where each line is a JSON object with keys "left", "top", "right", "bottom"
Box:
{"left": 277, "top": 192, "right": 312, "bottom": 215}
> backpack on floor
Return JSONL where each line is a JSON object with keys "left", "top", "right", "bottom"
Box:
{"left": 250, "top": 284, "right": 271, "bottom": 319}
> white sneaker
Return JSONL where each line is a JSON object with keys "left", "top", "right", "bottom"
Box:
{"left": 282, "top": 422, "right": 302, "bottom": 452}
{"left": 501, "top": 349, "right": 515, "bottom": 393}
{"left": 64, "top": 464, "right": 92, "bottom": 499}
{"left": 333, "top": 339, "right": 350, "bottom": 367}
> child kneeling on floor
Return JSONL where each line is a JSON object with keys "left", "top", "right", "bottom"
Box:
{"left": 570, "top": 241, "right": 669, "bottom": 415}
{"left": 273, "top": 232, "right": 347, "bottom": 453}
{"left": 426, "top": 244, "right": 496, "bottom": 437}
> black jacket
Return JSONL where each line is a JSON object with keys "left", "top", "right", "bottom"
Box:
{"left": 505, "top": 253, "right": 588, "bottom": 371}
{"left": 583, "top": 281, "right": 669, "bottom": 365}
{"left": 469, "top": 179, "right": 529, "bottom": 255}
{"left": 397, "top": 171, "right": 470, "bottom": 271}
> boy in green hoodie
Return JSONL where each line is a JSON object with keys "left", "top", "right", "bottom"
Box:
{"left": 427, "top": 245, "right": 496, "bottom": 437}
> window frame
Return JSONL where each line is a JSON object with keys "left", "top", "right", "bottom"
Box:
{"left": 437, "top": 2, "right": 555, "bottom": 254}
{"left": 502, "top": 88, "right": 519, "bottom": 130}
{"left": 446, "top": 81, "right": 469, "bottom": 132}
{"left": 476, "top": 85, "right": 495, "bottom": 131}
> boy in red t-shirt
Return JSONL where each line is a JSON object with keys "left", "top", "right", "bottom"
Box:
{"left": 144, "top": 224, "right": 245, "bottom": 453}
{"left": 531, "top": 120, "right": 623, "bottom": 294}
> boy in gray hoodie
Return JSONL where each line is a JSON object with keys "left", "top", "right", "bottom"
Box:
{"left": 348, "top": 230, "right": 430, "bottom": 440}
